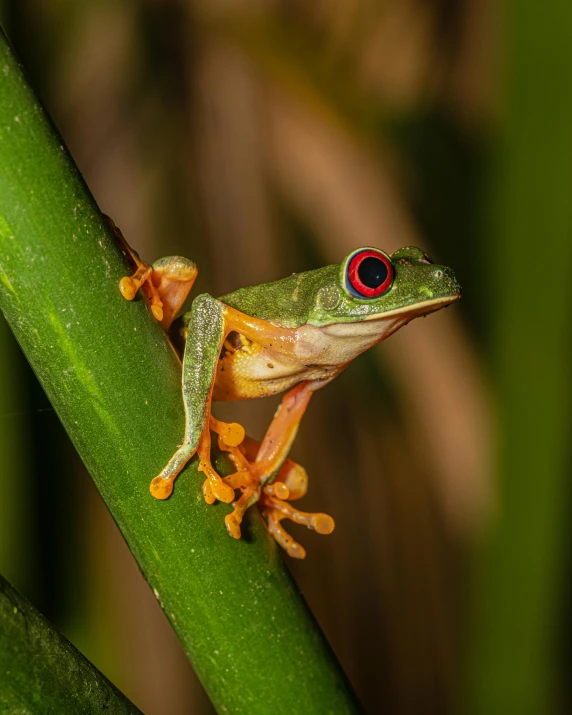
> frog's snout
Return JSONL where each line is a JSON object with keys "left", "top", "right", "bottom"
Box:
{"left": 433, "top": 266, "right": 462, "bottom": 298}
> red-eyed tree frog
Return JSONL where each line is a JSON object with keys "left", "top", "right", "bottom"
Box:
{"left": 110, "top": 218, "right": 461, "bottom": 558}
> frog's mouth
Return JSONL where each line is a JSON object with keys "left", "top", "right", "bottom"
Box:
{"left": 318, "top": 291, "right": 462, "bottom": 344}
{"left": 362, "top": 291, "right": 462, "bottom": 322}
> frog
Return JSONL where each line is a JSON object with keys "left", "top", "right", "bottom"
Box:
{"left": 110, "top": 218, "right": 461, "bottom": 558}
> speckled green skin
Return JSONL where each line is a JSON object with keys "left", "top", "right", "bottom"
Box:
{"left": 157, "top": 295, "right": 227, "bottom": 476}
{"left": 220, "top": 246, "right": 461, "bottom": 328}
{"left": 182, "top": 295, "right": 225, "bottom": 446}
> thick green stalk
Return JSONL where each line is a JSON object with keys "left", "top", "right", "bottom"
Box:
{"left": 0, "top": 573, "right": 141, "bottom": 713}
{"left": 471, "top": 2, "right": 572, "bottom": 713}
{"left": 0, "top": 29, "right": 359, "bottom": 715}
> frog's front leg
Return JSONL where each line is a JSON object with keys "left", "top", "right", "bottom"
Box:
{"left": 149, "top": 296, "right": 303, "bottom": 505}
{"left": 149, "top": 294, "right": 237, "bottom": 504}
{"left": 109, "top": 215, "right": 198, "bottom": 331}
{"left": 113, "top": 225, "right": 245, "bottom": 502}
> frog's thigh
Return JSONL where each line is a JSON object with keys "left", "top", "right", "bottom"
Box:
{"left": 110, "top": 214, "right": 198, "bottom": 331}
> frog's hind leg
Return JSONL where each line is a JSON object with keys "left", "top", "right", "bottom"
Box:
{"left": 222, "top": 381, "right": 313, "bottom": 539}
{"left": 217, "top": 435, "right": 304, "bottom": 499}
{"left": 260, "top": 498, "right": 335, "bottom": 560}
{"left": 223, "top": 380, "right": 336, "bottom": 557}
{"left": 149, "top": 297, "right": 301, "bottom": 507}
{"left": 223, "top": 432, "right": 334, "bottom": 558}
{"left": 108, "top": 215, "right": 197, "bottom": 331}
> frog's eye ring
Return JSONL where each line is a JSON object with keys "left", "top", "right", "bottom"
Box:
{"left": 346, "top": 249, "right": 393, "bottom": 298}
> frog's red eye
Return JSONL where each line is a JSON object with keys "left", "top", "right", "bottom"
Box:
{"left": 347, "top": 249, "right": 393, "bottom": 298}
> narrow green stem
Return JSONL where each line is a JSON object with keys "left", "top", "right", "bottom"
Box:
{"left": 0, "top": 29, "right": 360, "bottom": 714}
{"left": 0, "top": 573, "right": 140, "bottom": 713}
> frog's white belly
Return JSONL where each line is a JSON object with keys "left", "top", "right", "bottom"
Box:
{"left": 212, "top": 314, "right": 408, "bottom": 401}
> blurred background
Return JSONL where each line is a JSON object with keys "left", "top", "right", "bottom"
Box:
{"left": 0, "top": 1, "right": 570, "bottom": 714}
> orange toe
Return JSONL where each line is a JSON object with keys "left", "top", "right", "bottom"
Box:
{"left": 150, "top": 476, "right": 174, "bottom": 500}
{"left": 119, "top": 276, "right": 137, "bottom": 301}
{"left": 225, "top": 513, "right": 242, "bottom": 539}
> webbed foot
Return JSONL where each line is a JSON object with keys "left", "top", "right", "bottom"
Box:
{"left": 106, "top": 215, "right": 165, "bottom": 321}
{"left": 260, "top": 491, "right": 335, "bottom": 559}
{"left": 216, "top": 434, "right": 335, "bottom": 556}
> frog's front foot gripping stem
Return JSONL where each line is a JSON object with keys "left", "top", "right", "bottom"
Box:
{"left": 149, "top": 417, "right": 242, "bottom": 504}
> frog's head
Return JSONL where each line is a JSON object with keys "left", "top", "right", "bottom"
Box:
{"left": 309, "top": 246, "right": 461, "bottom": 334}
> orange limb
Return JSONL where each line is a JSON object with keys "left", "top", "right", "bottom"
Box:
{"left": 223, "top": 381, "right": 336, "bottom": 556}
{"left": 239, "top": 436, "right": 308, "bottom": 500}
{"left": 197, "top": 425, "right": 235, "bottom": 505}
{"left": 222, "top": 304, "right": 300, "bottom": 356}
{"left": 109, "top": 215, "right": 197, "bottom": 330}
{"left": 223, "top": 381, "right": 313, "bottom": 539}
{"left": 199, "top": 415, "right": 247, "bottom": 504}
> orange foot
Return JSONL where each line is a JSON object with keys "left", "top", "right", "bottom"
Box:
{"left": 260, "top": 490, "right": 335, "bottom": 560}
{"left": 216, "top": 434, "right": 335, "bottom": 558}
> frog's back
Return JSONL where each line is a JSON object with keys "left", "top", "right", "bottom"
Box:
{"left": 218, "top": 264, "right": 338, "bottom": 329}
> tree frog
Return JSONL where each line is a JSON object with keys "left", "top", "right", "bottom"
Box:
{"left": 111, "top": 219, "right": 461, "bottom": 558}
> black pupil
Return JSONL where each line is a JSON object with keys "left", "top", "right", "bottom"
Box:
{"left": 358, "top": 256, "right": 388, "bottom": 289}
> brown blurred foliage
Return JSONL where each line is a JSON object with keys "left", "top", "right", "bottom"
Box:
{"left": 0, "top": 1, "right": 492, "bottom": 713}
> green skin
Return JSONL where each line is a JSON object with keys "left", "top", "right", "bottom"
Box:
{"left": 155, "top": 245, "right": 461, "bottom": 490}
{"left": 220, "top": 246, "right": 459, "bottom": 327}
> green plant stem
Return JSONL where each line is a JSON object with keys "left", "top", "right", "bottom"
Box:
{"left": 471, "top": 2, "right": 572, "bottom": 713}
{"left": 0, "top": 573, "right": 141, "bottom": 713}
{"left": 0, "top": 29, "right": 360, "bottom": 715}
